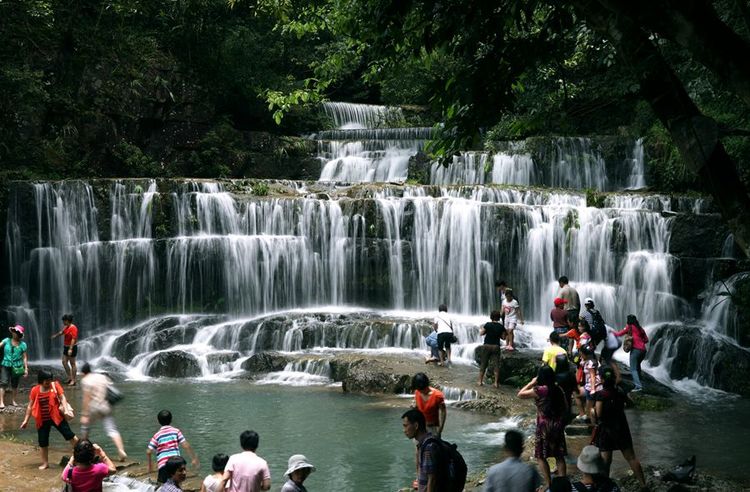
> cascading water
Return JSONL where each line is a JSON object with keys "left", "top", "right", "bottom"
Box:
{"left": 430, "top": 137, "right": 645, "bottom": 191}
{"left": 4, "top": 107, "right": 746, "bottom": 395}
{"left": 315, "top": 102, "right": 431, "bottom": 182}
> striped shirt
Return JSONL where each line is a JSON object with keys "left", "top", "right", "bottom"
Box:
{"left": 39, "top": 394, "right": 51, "bottom": 422}
{"left": 148, "top": 425, "right": 186, "bottom": 469}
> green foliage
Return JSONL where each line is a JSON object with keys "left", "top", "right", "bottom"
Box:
{"left": 112, "top": 141, "right": 162, "bottom": 177}
{"left": 585, "top": 189, "right": 606, "bottom": 208}
{"left": 644, "top": 123, "right": 700, "bottom": 192}
{"left": 251, "top": 181, "right": 270, "bottom": 196}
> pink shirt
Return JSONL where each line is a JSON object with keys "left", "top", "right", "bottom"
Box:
{"left": 613, "top": 323, "right": 648, "bottom": 351}
{"left": 62, "top": 462, "right": 110, "bottom": 492}
{"left": 225, "top": 451, "right": 271, "bottom": 492}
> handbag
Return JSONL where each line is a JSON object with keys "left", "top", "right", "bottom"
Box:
{"left": 105, "top": 385, "right": 124, "bottom": 406}
{"left": 12, "top": 365, "right": 25, "bottom": 376}
{"left": 622, "top": 334, "right": 633, "bottom": 353}
{"left": 51, "top": 382, "right": 75, "bottom": 420}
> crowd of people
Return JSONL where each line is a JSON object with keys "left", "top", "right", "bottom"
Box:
{"left": 417, "top": 276, "right": 651, "bottom": 492}
{"left": 3, "top": 275, "right": 655, "bottom": 492}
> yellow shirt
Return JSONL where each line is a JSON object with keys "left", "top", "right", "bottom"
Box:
{"left": 542, "top": 345, "right": 567, "bottom": 371}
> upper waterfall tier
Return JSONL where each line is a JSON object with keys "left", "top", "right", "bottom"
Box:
{"left": 429, "top": 137, "right": 647, "bottom": 191}
{"left": 5, "top": 179, "right": 723, "bottom": 358}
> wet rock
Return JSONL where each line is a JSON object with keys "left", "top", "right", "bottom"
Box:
{"left": 669, "top": 214, "right": 729, "bottom": 258}
{"left": 330, "top": 358, "right": 412, "bottom": 394}
{"left": 648, "top": 322, "right": 750, "bottom": 397}
{"left": 617, "top": 464, "right": 745, "bottom": 492}
{"left": 472, "top": 350, "right": 539, "bottom": 387}
{"left": 145, "top": 350, "right": 201, "bottom": 378}
{"left": 453, "top": 397, "right": 509, "bottom": 417}
{"left": 206, "top": 351, "right": 240, "bottom": 367}
{"left": 241, "top": 352, "right": 290, "bottom": 373}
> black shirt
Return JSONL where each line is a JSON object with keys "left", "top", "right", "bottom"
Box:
{"left": 483, "top": 322, "right": 506, "bottom": 345}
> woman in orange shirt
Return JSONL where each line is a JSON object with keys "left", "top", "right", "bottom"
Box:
{"left": 412, "top": 372, "right": 446, "bottom": 438}
{"left": 20, "top": 370, "right": 78, "bottom": 469}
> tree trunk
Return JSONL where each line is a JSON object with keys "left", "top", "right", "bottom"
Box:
{"left": 598, "top": 0, "right": 750, "bottom": 108}
{"left": 573, "top": 0, "right": 750, "bottom": 258}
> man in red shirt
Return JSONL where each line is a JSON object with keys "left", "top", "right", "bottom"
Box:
{"left": 51, "top": 314, "right": 78, "bottom": 386}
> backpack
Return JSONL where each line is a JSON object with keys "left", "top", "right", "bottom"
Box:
{"left": 589, "top": 309, "right": 607, "bottom": 343}
{"left": 420, "top": 436, "right": 468, "bottom": 492}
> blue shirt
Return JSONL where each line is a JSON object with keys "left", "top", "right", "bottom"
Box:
{"left": 483, "top": 456, "right": 541, "bottom": 492}
{"left": 417, "top": 433, "right": 437, "bottom": 492}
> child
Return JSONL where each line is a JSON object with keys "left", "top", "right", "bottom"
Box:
{"left": 146, "top": 410, "right": 199, "bottom": 483}
{"left": 502, "top": 289, "right": 524, "bottom": 351}
{"left": 201, "top": 453, "right": 229, "bottom": 492}
{"left": 577, "top": 345, "right": 602, "bottom": 423}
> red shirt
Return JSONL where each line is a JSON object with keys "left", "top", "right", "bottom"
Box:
{"left": 63, "top": 324, "right": 78, "bottom": 346}
{"left": 415, "top": 388, "right": 445, "bottom": 426}
{"left": 29, "top": 382, "right": 65, "bottom": 428}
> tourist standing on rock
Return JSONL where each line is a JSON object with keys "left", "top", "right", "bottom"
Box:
{"left": 477, "top": 311, "right": 506, "bottom": 387}
{"left": 550, "top": 298, "right": 569, "bottom": 350}
{"left": 0, "top": 324, "right": 28, "bottom": 408}
{"left": 570, "top": 445, "right": 621, "bottom": 492}
{"left": 502, "top": 289, "right": 523, "bottom": 351}
{"left": 412, "top": 373, "right": 446, "bottom": 438}
{"left": 280, "top": 454, "right": 316, "bottom": 492}
{"left": 434, "top": 304, "right": 455, "bottom": 366}
{"left": 542, "top": 331, "right": 567, "bottom": 371}
{"left": 218, "top": 430, "right": 271, "bottom": 492}
{"left": 147, "top": 409, "right": 199, "bottom": 484}
{"left": 402, "top": 408, "right": 439, "bottom": 492}
{"left": 578, "top": 345, "right": 602, "bottom": 423}
{"left": 592, "top": 367, "right": 647, "bottom": 488}
{"left": 483, "top": 429, "right": 541, "bottom": 492}
{"left": 202, "top": 453, "right": 230, "bottom": 492}
{"left": 20, "top": 369, "right": 79, "bottom": 469}
{"left": 557, "top": 276, "right": 580, "bottom": 321}
{"left": 517, "top": 366, "right": 568, "bottom": 489}
{"left": 563, "top": 313, "right": 582, "bottom": 358}
{"left": 613, "top": 315, "right": 649, "bottom": 392}
{"left": 80, "top": 363, "right": 127, "bottom": 460}
{"left": 582, "top": 298, "right": 607, "bottom": 349}
{"left": 51, "top": 314, "right": 79, "bottom": 386}
{"left": 61, "top": 439, "right": 116, "bottom": 491}
{"left": 159, "top": 456, "right": 189, "bottom": 492}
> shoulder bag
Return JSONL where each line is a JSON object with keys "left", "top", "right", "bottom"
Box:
{"left": 51, "top": 382, "right": 75, "bottom": 420}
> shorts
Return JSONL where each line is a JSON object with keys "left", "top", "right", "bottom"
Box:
{"left": 478, "top": 344, "right": 502, "bottom": 371}
{"left": 505, "top": 320, "right": 517, "bottom": 331}
{"left": 0, "top": 366, "right": 22, "bottom": 389}
{"left": 37, "top": 419, "right": 76, "bottom": 447}
{"left": 584, "top": 389, "right": 596, "bottom": 401}
{"left": 63, "top": 345, "right": 78, "bottom": 357}
{"left": 437, "top": 332, "right": 453, "bottom": 352}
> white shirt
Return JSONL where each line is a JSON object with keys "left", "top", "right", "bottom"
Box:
{"left": 502, "top": 299, "right": 520, "bottom": 322}
{"left": 434, "top": 314, "right": 453, "bottom": 334}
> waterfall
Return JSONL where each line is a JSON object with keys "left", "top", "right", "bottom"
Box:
{"left": 625, "top": 138, "right": 647, "bottom": 190}
{"left": 322, "top": 102, "right": 400, "bottom": 129}
{"left": 316, "top": 103, "right": 428, "bottom": 182}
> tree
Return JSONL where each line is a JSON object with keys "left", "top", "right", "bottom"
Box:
{"left": 261, "top": 0, "right": 750, "bottom": 257}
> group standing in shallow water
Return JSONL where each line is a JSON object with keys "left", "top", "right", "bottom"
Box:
{"left": 8, "top": 272, "right": 655, "bottom": 491}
